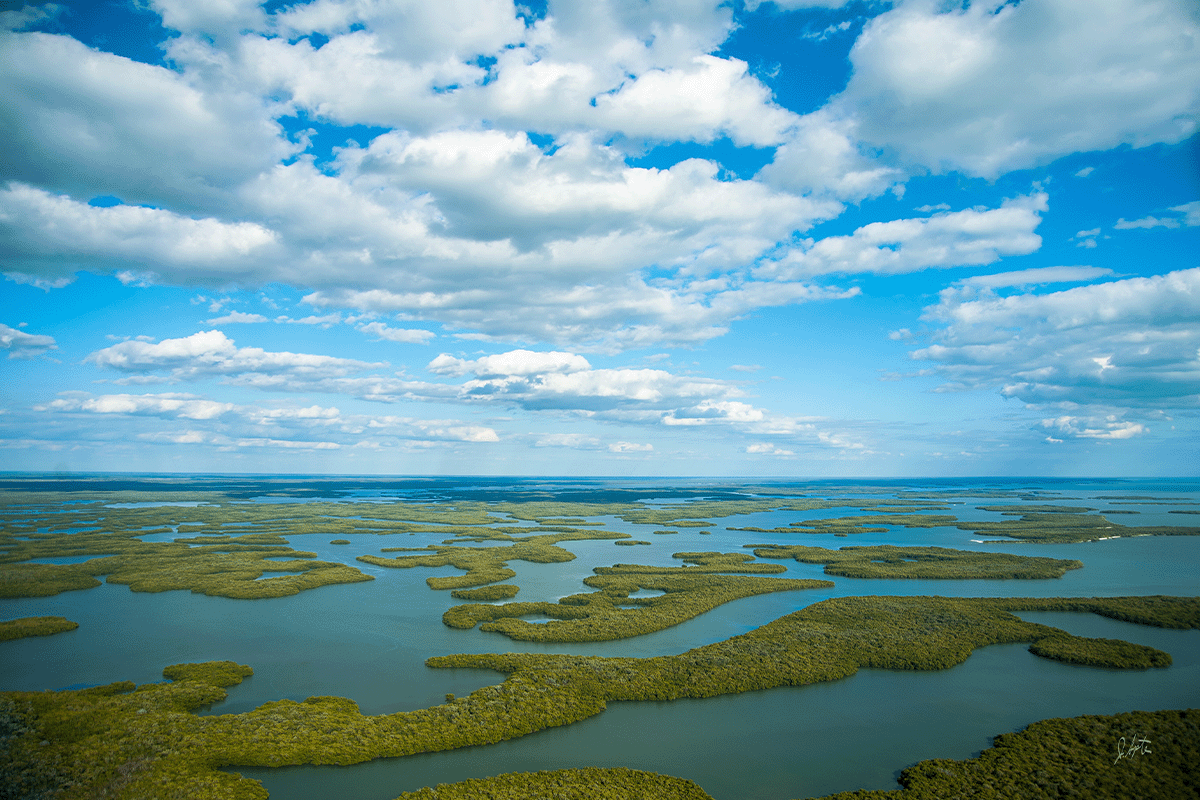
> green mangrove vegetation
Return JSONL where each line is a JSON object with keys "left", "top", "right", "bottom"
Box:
{"left": 615, "top": 540, "right": 652, "bottom": 546}
{"left": 442, "top": 568, "right": 832, "bottom": 642}
{"left": 0, "top": 531, "right": 372, "bottom": 600}
{"left": 0, "top": 616, "right": 79, "bottom": 642}
{"left": 390, "top": 767, "right": 716, "bottom": 800}
{"left": 816, "top": 708, "right": 1198, "bottom": 799}
{"left": 358, "top": 529, "right": 626, "bottom": 590}
{"left": 595, "top": 551, "right": 789, "bottom": 576}
{"left": 731, "top": 509, "right": 1200, "bottom": 544}
{"left": 960, "top": 512, "right": 1200, "bottom": 543}
{"left": 0, "top": 595, "right": 1192, "bottom": 799}
{"left": 449, "top": 584, "right": 520, "bottom": 601}
{"left": 730, "top": 514, "right": 961, "bottom": 536}
{"left": 749, "top": 544, "right": 1083, "bottom": 579}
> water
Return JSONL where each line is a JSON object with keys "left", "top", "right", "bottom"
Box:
{"left": 2, "top": 476, "right": 1198, "bottom": 799}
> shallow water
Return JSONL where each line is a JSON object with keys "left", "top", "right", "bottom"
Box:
{"left": 2, "top": 476, "right": 1198, "bottom": 799}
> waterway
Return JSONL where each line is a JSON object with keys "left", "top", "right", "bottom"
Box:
{"left": 1, "top": 476, "right": 1198, "bottom": 799}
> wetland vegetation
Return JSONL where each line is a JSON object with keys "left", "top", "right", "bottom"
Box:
{"left": 3, "top": 477, "right": 1199, "bottom": 800}
{"left": 731, "top": 507, "right": 1200, "bottom": 544}
{"left": 390, "top": 767, "right": 716, "bottom": 800}
{"left": 1, "top": 594, "right": 1192, "bottom": 800}
{"left": 0, "top": 616, "right": 78, "bottom": 642}
{"left": 749, "top": 544, "right": 1083, "bottom": 579}
{"left": 442, "top": 567, "right": 833, "bottom": 642}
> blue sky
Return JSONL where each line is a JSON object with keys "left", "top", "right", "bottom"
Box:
{"left": 1, "top": 0, "right": 1198, "bottom": 476}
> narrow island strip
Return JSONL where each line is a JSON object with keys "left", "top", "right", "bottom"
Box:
{"left": 748, "top": 543, "right": 1083, "bottom": 579}
{"left": 730, "top": 507, "right": 1200, "bottom": 544}
{"left": 1, "top": 595, "right": 1195, "bottom": 799}
{"left": 0, "top": 616, "right": 78, "bottom": 642}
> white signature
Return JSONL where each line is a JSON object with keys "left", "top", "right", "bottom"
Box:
{"left": 1114, "top": 734, "right": 1152, "bottom": 764}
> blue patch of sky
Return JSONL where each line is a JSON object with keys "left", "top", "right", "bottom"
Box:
{"left": 516, "top": 0, "right": 549, "bottom": 26}
{"left": 294, "top": 31, "right": 330, "bottom": 48}
{"left": 626, "top": 138, "right": 775, "bottom": 180}
{"left": 261, "top": 0, "right": 299, "bottom": 14}
{"left": 474, "top": 54, "right": 499, "bottom": 85}
{"left": 21, "top": 0, "right": 173, "bottom": 67}
{"left": 721, "top": 2, "right": 867, "bottom": 115}
{"left": 526, "top": 132, "right": 558, "bottom": 153}
{"left": 275, "top": 111, "right": 390, "bottom": 170}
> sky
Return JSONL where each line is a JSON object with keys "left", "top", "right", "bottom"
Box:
{"left": 0, "top": 0, "right": 1198, "bottom": 477}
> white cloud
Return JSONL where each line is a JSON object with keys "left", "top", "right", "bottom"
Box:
{"left": 38, "top": 391, "right": 501, "bottom": 450}
{"left": 591, "top": 55, "right": 798, "bottom": 147}
{"left": 535, "top": 433, "right": 602, "bottom": 448}
{"left": 358, "top": 321, "right": 436, "bottom": 343}
{"left": 0, "top": 323, "right": 56, "bottom": 358}
{"left": 1114, "top": 216, "right": 1180, "bottom": 230}
{"left": 0, "top": 185, "right": 280, "bottom": 286}
{"left": 1040, "top": 416, "right": 1148, "bottom": 440}
{"left": 428, "top": 349, "right": 591, "bottom": 377}
{"left": 608, "top": 441, "right": 652, "bottom": 452}
{"left": 86, "top": 330, "right": 384, "bottom": 383}
{"left": 759, "top": 193, "right": 1046, "bottom": 279}
{"left": 43, "top": 393, "right": 236, "bottom": 420}
{"left": 962, "top": 266, "right": 1114, "bottom": 289}
{"left": 1115, "top": 201, "right": 1200, "bottom": 230}
{"left": 283, "top": 314, "right": 343, "bottom": 328}
{"left": 913, "top": 267, "right": 1200, "bottom": 409}
{"left": 834, "top": 0, "right": 1200, "bottom": 177}
{"left": 757, "top": 110, "right": 904, "bottom": 201}
{"left": 744, "top": 0, "right": 850, "bottom": 10}
{"left": 0, "top": 30, "right": 294, "bottom": 211}
{"left": 1075, "top": 167, "right": 1095, "bottom": 178}
{"left": 1173, "top": 201, "right": 1200, "bottom": 226}
{"left": 746, "top": 443, "right": 795, "bottom": 455}
{"left": 208, "top": 311, "right": 269, "bottom": 324}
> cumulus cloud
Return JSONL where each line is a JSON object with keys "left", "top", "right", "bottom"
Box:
{"left": 86, "top": 330, "right": 384, "bottom": 383}
{"left": 0, "top": 185, "right": 280, "bottom": 287}
{"left": 757, "top": 110, "right": 904, "bottom": 201}
{"left": 834, "top": 0, "right": 1200, "bottom": 177}
{"left": 305, "top": 274, "right": 857, "bottom": 352}
{"left": 42, "top": 393, "right": 236, "bottom": 420}
{"left": 1040, "top": 415, "right": 1149, "bottom": 440}
{"left": 428, "top": 349, "right": 591, "bottom": 377}
{"left": 591, "top": 55, "right": 798, "bottom": 147}
{"left": 0, "top": 323, "right": 56, "bottom": 359}
{"left": 0, "top": 30, "right": 294, "bottom": 212}
{"left": 912, "top": 267, "right": 1200, "bottom": 409}
{"left": 759, "top": 194, "right": 1046, "bottom": 279}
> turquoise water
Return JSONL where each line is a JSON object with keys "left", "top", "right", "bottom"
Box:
{"left": 2, "top": 476, "right": 1198, "bottom": 799}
